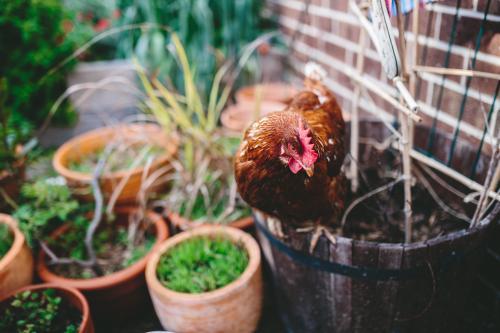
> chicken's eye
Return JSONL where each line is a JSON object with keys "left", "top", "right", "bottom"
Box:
{"left": 287, "top": 142, "right": 301, "bottom": 155}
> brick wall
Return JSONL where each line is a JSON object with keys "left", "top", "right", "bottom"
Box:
{"left": 267, "top": 0, "right": 500, "bottom": 153}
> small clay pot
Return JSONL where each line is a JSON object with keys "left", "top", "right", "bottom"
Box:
{"left": 0, "top": 157, "right": 25, "bottom": 212}
{"left": 0, "top": 283, "right": 94, "bottom": 333}
{"left": 53, "top": 124, "right": 178, "bottom": 205}
{"left": 167, "top": 211, "right": 254, "bottom": 232}
{"left": 235, "top": 82, "right": 298, "bottom": 105}
{"left": 0, "top": 213, "right": 33, "bottom": 297}
{"left": 221, "top": 101, "right": 286, "bottom": 133}
{"left": 37, "top": 207, "right": 169, "bottom": 320}
{"left": 146, "top": 225, "right": 263, "bottom": 333}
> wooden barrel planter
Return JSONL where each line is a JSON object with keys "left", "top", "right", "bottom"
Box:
{"left": 254, "top": 120, "right": 496, "bottom": 333}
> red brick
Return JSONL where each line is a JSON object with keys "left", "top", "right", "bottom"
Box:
{"left": 461, "top": 95, "right": 489, "bottom": 129}
{"left": 437, "top": 87, "right": 463, "bottom": 119}
{"left": 328, "top": 64, "right": 355, "bottom": 92}
{"left": 469, "top": 60, "right": 500, "bottom": 96}
{"left": 328, "top": 0, "right": 348, "bottom": 12}
{"left": 324, "top": 40, "right": 346, "bottom": 61}
{"left": 362, "top": 56, "right": 383, "bottom": 81}
{"left": 415, "top": 78, "right": 430, "bottom": 103}
{"left": 421, "top": 46, "right": 464, "bottom": 83}
{"left": 475, "top": 0, "right": 500, "bottom": 13}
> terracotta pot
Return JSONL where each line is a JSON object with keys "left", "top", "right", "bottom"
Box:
{"left": 235, "top": 82, "right": 298, "bottom": 105}
{"left": 221, "top": 101, "right": 286, "bottom": 133}
{"left": 0, "top": 157, "right": 25, "bottom": 212}
{"left": 0, "top": 283, "right": 94, "bottom": 333}
{"left": 53, "top": 124, "right": 178, "bottom": 205}
{"left": 167, "top": 212, "right": 254, "bottom": 232}
{"left": 37, "top": 207, "right": 169, "bottom": 320}
{"left": 146, "top": 225, "right": 263, "bottom": 333}
{"left": 0, "top": 214, "right": 33, "bottom": 297}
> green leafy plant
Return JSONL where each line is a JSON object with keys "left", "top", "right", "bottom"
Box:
{"left": 0, "top": 223, "right": 13, "bottom": 259}
{"left": 117, "top": 0, "right": 269, "bottom": 97}
{"left": 13, "top": 178, "right": 84, "bottom": 247}
{"left": 0, "top": 288, "right": 81, "bottom": 333}
{"left": 138, "top": 33, "right": 254, "bottom": 224}
{"left": 156, "top": 236, "right": 248, "bottom": 293}
{"left": 0, "top": 0, "right": 91, "bottom": 127}
{"left": 62, "top": 0, "right": 270, "bottom": 100}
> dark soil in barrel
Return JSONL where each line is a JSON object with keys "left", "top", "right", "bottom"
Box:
{"left": 340, "top": 147, "right": 470, "bottom": 243}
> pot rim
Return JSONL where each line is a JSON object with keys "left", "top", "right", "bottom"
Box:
{"left": 52, "top": 123, "right": 178, "bottom": 182}
{"left": 167, "top": 211, "right": 254, "bottom": 231}
{"left": 37, "top": 207, "right": 169, "bottom": 290}
{"left": 0, "top": 283, "right": 91, "bottom": 333}
{"left": 235, "top": 82, "right": 298, "bottom": 104}
{"left": 146, "top": 225, "right": 261, "bottom": 303}
{"left": 0, "top": 214, "right": 27, "bottom": 271}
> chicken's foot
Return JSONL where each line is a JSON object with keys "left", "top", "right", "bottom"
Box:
{"left": 266, "top": 215, "right": 285, "bottom": 239}
{"left": 297, "top": 224, "right": 337, "bottom": 254}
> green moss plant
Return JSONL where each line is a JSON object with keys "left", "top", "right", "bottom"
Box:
{"left": 156, "top": 236, "right": 248, "bottom": 294}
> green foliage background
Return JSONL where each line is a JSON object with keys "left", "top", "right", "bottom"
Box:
{"left": 0, "top": 0, "right": 90, "bottom": 128}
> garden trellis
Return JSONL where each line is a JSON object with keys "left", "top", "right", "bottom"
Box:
{"left": 271, "top": 0, "right": 499, "bottom": 242}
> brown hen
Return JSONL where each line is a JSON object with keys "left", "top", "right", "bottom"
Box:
{"left": 234, "top": 78, "right": 346, "bottom": 251}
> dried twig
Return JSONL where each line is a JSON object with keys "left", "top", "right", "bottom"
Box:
{"left": 341, "top": 176, "right": 407, "bottom": 227}
{"left": 40, "top": 241, "right": 96, "bottom": 267}
{"left": 471, "top": 146, "right": 500, "bottom": 227}
{"left": 84, "top": 144, "right": 114, "bottom": 276}
{"left": 413, "top": 165, "right": 471, "bottom": 223}
{"left": 417, "top": 162, "right": 471, "bottom": 201}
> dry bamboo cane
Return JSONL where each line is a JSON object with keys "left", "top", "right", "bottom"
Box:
{"left": 413, "top": 65, "right": 500, "bottom": 81}
{"left": 395, "top": 0, "right": 414, "bottom": 243}
{"left": 409, "top": 0, "right": 420, "bottom": 147}
{"left": 350, "top": 10, "right": 368, "bottom": 193}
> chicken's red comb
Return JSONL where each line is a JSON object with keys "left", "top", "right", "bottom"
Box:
{"left": 298, "top": 119, "right": 318, "bottom": 165}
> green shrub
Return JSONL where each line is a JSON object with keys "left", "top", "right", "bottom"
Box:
{"left": 0, "top": 78, "right": 32, "bottom": 172}
{"left": 156, "top": 236, "right": 249, "bottom": 293}
{"left": 13, "top": 178, "right": 86, "bottom": 247}
{"left": 0, "top": 0, "right": 90, "bottom": 127}
{"left": 0, "top": 288, "right": 81, "bottom": 333}
{"left": 0, "top": 223, "right": 13, "bottom": 259}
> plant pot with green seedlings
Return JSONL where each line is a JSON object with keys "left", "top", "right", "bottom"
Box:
{"left": 37, "top": 205, "right": 169, "bottom": 320}
{"left": 0, "top": 213, "right": 33, "bottom": 296}
{"left": 53, "top": 123, "right": 178, "bottom": 206}
{"left": 0, "top": 283, "right": 94, "bottom": 333}
{"left": 137, "top": 33, "right": 279, "bottom": 231}
{"left": 10, "top": 176, "right": 168, "bottom": 319}
{"left": 146, "top": 225, "right": 263, "bottom": 333}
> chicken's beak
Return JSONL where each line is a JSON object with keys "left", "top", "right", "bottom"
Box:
{"left": 304, "top": 166, "right": 314, "bottom": 177}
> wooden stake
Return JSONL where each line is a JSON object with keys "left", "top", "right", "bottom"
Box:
{"left": 395, "top": 0, "right": 413, "bottom": 243}
{"left": 409, "top": 0, "right": 420, "bottom": 147}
